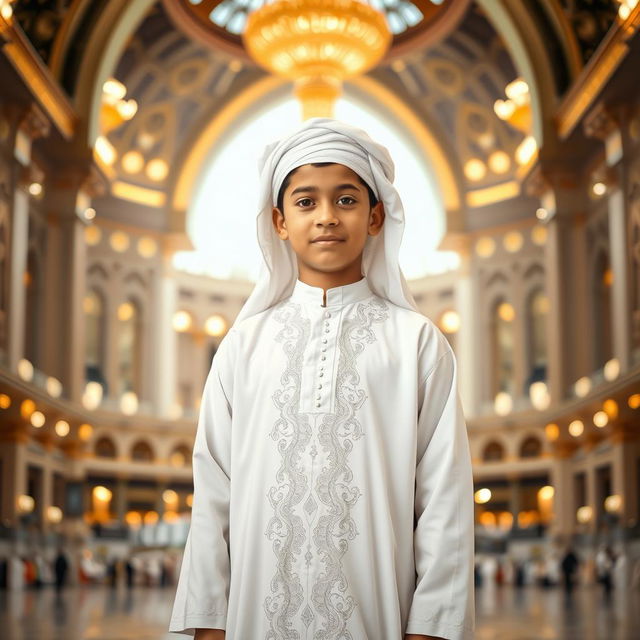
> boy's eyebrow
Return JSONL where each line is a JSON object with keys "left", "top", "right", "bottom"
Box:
{"left": 290, "top": 183, "right": 363, "bottom": 196}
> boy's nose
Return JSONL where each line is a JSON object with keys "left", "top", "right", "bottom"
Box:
{"left": 314, "top": 203, "right": 339, "bottom": 225}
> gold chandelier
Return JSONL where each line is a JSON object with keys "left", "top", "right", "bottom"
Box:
{"left": 242, "top": 0, "right": 392, "bottom": 119}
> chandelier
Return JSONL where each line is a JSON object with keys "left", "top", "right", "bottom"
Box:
{"left": 164, "top": 0, "right": 471, "bottom": 119}
{"left": 242, "top": 0, "right": 391, "bottom": 119}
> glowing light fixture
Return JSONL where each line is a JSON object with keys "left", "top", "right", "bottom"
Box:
{"left": 47, "top": 506, "right": 63, "bottom": 523}
{"left": 568, "top": 419, "right": 584, "bottom": 437}
{"left": 576, "top": 505, "right": 592, "bottom": 523}
{"left": 474, "top": 488, "right": 491, "bottom": 504}
{"left": 438, "top": 310, "right": 460, "bottom": 334}
{"left": 205, "top": 314, "right": 228, "bottom": 337}
{"left": 494, "top": 391, "right": 512, "bottom": 416}
{"left": 243, "top": 0, "right": 392, "bottom": 119}
{"left": 544, "top": 423, "right": 559, "bottom": 441}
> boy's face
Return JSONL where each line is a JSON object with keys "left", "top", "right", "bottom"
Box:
{"left": 271, "top": 163, "right": 384, "bottom": 284}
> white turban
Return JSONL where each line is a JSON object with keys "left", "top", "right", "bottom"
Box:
{"left": 233, "top": 117, "right": 419, "bottom": 326}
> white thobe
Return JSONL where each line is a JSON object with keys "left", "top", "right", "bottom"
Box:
{"left": 169, "top": 276, "right": 475, "bottom": 639}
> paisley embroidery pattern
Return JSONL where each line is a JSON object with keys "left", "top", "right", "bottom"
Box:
{"left": 264, "top": 302, "right": 312, "bottom": 639}
{"left": 264, "top": 296, "right": 388, "bottom": 639}
{"left": 311, "top": 298, "right": 389, "bottom": 638}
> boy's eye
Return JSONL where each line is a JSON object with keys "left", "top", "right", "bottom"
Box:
{"left": 296, "top": 198, "right": 314, "bottom": 207}
{"left": 338, "top": 196, "right": 356, "bottom": 205}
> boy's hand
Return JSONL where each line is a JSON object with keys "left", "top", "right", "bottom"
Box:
{"left": 194, "top": 629, "right": 225, "bottom": 639}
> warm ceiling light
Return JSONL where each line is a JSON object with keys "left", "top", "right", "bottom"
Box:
{"left": 17, "top": 358, "right": 34, "bottom": 381}
{"left": 20, "top": 399, "right": 36, "bottom": 419}
{"left": 46, "top": 376, "right": 63, "bottom": 398}
{"left": 146, "top": 158, "right": 169, "bottom": 182}
{"left": 603, "top": 398, "right": 618, "bottom": 419}
{"left": 85, "top": 225, "right": 102, "bottom": 246}
{"left": 603, "top": 268, "right": 613, "bottom": 287}
{"left": 464, "top": 158, "right": 486, "bottom": 181}
{"left": 604, "top": 494, "right": 622, "bottom": 513}
{"left": 488, "top": 150, "right": 511, "bottom": 174}
{"left": 17, "top": 495, "right": 35, "bottom": 514}
{"left": 474, "top": 488, "right": 491, "bottom": 504}
{"left": 78, "top": 423, "right": 93, "bottom": 440}
{"left": 538, "top": 485, "right": 554, "bottom": 501}
{"left": 82, "top": 382, "right": 103, "bottom": 410}
{"left": 515, "top": 135, "right": 537, "bottom": 165}
{"left": 629, "top": 394, "right": 640, "bottom": 409}
{"left": 592, "top": 182, "right": 607, "bottom": 196}
{"left": 545, "top": 423, "right": 559, "bottom": 441}
{"left": 1, "top": 1, "right": 14, "bottom": 20}
{"left": 497, "top": 302, "right": 515, "bottom": 322}
{"left": 186, "top": 493, "right": 193, "bottom": 508}
{"left": 116, "top": 99, "right": 138, "bottom": 120}
{"left": 576, "top": 505, "right": 592, "bottom": 523}
{"left": 535, "top": 207, "right": 548, "bottom": 221}
{"left": 144, "top": 511, "right": 159, "bottom": 525}
{"left": 28, "top": 182, "right": 43, "bottom": 196}
{"left": 0, "top": 393, "right": 10, "bottom": 409}
{"left": 125, "top": 511, "right": 142, "bottom": 527}
{"left": 137, "top": 236, "right": 158, "bottom": 258}
{"left": 603, "top": 358, "right": 619, "bottom": 381}
{"left": 93, "top": 485, "right": 112, "bottom": 502}
{"left": 103, "top": 78, "right": 127, "bottom": 101}
{"left": 117, "top": 302, "right": 135, "bottom": 322}
{"left": 173, "top": 310, "right": 193, "bottom": 332}
{"left": 243, "top": 0, "right": 392, "bottom": 119}
{"left": 494, "top": 391, "right": 513, "bottom": 416}
{"left": 568, "top": 419, "right": 584, "bottom": 437}
{"left": 95, "top": 136, "right": 117, "bottom": 166}
{"left": 163, "top": 489, "right": 178, "bottom": 504}
{"left": 529, "top": 381, "right": 550, "bottom": 410}
{"left": 439, "top": 310, "right": 460, "bottom": 334}
{"left": 46, "top": 506, "right": 63, "bottom": 523}
{"left": 110, "top": 231, "right": 130, "bottom": 253}
{"left": 120, "top": 391, "right": 139, "bottom": 415}
{"left": 205, "top": 314, "right": 228, "bottom": 337}
{"left": 574, "top": 376, "right": 592, "bottom": 398}
{"left": 170, "top": 451, "right": 186, "bottom": 467}
{"left": 531, "top": 224, "right": 548, "bottom": 247}
{"left": 84, "top": 207, "right": 96, "bottom": 221}
{"left": 503, "top": 231, "right": 523, "bottom": 253}
{"left": 30, "top": 411, "right": 46, "bottom": 428}
{"left": 122, "top": 150, "right": 144, "bottom": 173}
{"left": 55, "top": 420, "right": 70, "bottom": 437}
{"left": 475, "top": 236, "right": 496, "bottom": 258}
{"left": 593, "top": 411, "right": 609, "bottom": 428}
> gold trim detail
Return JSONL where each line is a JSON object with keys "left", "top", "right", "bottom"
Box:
{"left": 0, "top": 16, "right": 77, "bottom": 139}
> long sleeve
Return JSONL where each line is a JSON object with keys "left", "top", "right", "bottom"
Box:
{"left": 405, "top": 346, "right": 475, "bottom": 640}
{"left": 169, "top": 329, "right": 236, "bottom": 636}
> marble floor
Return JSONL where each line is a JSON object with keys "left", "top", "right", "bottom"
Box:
{"left": 1, "top": 583, "right": 639, "bottom": 640}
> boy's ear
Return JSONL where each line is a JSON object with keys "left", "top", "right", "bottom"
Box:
{"left": 272, "top": 206, "right": 288, "bottom": 240}
{"left": 368, "top": 201, "right": 385, "bottom": 237}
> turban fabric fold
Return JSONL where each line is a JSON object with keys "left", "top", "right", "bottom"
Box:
{"left": 233, "top": 117, "right": 419, "bottom": 326}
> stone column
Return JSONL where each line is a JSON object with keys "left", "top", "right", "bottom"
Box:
{"left": 152, "top": 249, "right": 178, "bottom": 417}
{"left": 584, "top": 102, "right": 632, "bottom": 373}
{"left": 548, "top": 446, "right": 576, "bottom": 541}
{"left": 455, "top": 243, "right": 477, "bottom": 417}
{"left": 7, "top": 103, "right": 50, "bottom": 373}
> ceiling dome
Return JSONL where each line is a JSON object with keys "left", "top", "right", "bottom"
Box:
{"left": 162, "top": 0, "right": 471, "bottom": 61}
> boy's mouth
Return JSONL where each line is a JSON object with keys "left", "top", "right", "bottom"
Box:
{"left": 311, "top": 235, "right": 344, "bottom": 244}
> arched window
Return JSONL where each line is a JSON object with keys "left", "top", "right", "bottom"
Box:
{"left": 483, "top": 441, "right": 505, "bottom": 462}
{"left": 520, "top": 436, "right": 542, "bottom": 458}
{"left": 592, "top": 251, "right": 613, "bottom": 369}
{"left": 525, "top": 289, "right": 548, "bottom": 390}
{"left": 490, "top": 298, "right": 515, "bottom": 398}
{"left": 84, "top": 289, "right": 107, "bottom": 391}
{"left": 169, "top": 444, "right": 192, "bottom": 468}
{"left": 131, "top": 440, "right": 154, "bottom": 462}
{"left": 95, "top": 437, "right": 117, "bottom": 459}
{"left": 117, "top": 298, "right": 143, "bottom": 398}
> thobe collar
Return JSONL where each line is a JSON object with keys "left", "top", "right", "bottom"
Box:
{"left": 290, "top": 276, "right": 374, "bottom": 308}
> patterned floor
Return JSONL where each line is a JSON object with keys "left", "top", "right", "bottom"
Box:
{"left": 1, "top": 583, "right": 639, "bottom": 639}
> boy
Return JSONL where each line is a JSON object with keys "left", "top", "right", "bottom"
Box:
{"left": 169, "top": 118, "right": 475, "bottom": 639}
